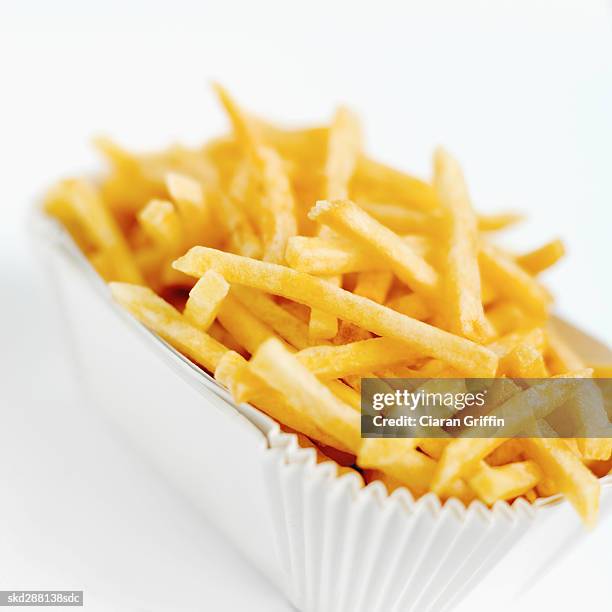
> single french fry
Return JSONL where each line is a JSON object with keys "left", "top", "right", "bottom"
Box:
{"left": 327, "top": 380, "right": 361, "bottom": 410}
{"left": 137, "top": 199, "right": 182, "bottom": 255}
{"left": 358, "top": 202, "right": 434, "bottom": 234}
{"left": 434, "top": 147, "right": 490, "bottom": 342}
{"left": 479, "top": 241, "right": 550, "bottom": 318}
{"left": 165, "top": 172, "right": 212, "bottom": 246}
{"left": 500, "top": 343, "right": 548, "bottom": 378}
{"left": 477, "top": 212, "right": 523, "bottom": 232}
{"left": 309, "top": 275, "right": 341, "bottom": 340}
{"left": 285, "top": 234, "right": 429, "bottom": 275}
{"left": 296, "top": 336, "right": 419, "bottom": 380}
{"left": 486, "top": 439, "right": 524, "bottom": 466}
{"left": 578, "top": 439, "right": 612, "bottom": 461}
{"left": 182, "top": 270, "right": 230, "bottom": 331}
{"left": 467, "top": 461, "right": 543, "bottom": 505}
{"left": 432, "top": 438, "right": 508, "bottom": 496}
{"left": 94, "top": 137, "right": 168, "bottom": 213}
{"left": 351, "top": 156, "right": 440, "bottom": 212}
{"left": 415, "top": 360, "right": 463, "bottom": 378}
{"left": 216, "top": 191, "right": 262, "bottom": 258}
{"left": 480, "top": 281, "right": 497, "bottom": 306}
{"left": 486, "top": 301, "right": 528, "bottom": 336}
{"left": 487, "top": 328, "right": 545, "bottom": 358}
{"left": 536, "top": 477, "right": 559, "bottom": 498}
{"left": 590, "top": 364, "right": 612, "bottom": 378}
{"left": 231, "top": 286, "right": 312, "bottom": 350}
{"left": 217, "top": 294, "right": 284, "bottom": 355}
{"left": 546, "top": 325, "right": 585, "bottom": 374}
{"left": 45, "top": 179, "right": 143, "bottom": 284}
{"left": 251, "top": 146, "right": 298, "bottom": 263}
{"left": 214, "top": 84, "right": 297, "bottom": 263}
{"left": 517, "top": 239, "right": 565, "bottom": 275}
{"left": 431, "top": 379, "right": 521, "bottom": 494}
{"left": 215, "top": 351, "right": 349, "bottom": 451}
{"left": 221, "top": 345, "right": 360, "bottom": 410}
{"left": 173, "top": 247, "right": 499, "bottom": 376}
{"left": 521, "top": 437, "right": 600, "bottom": 526}
{"left": 285, "top": 236, "right": 365, "bottom": 275}
{"left": 325, "top": 106, "right": 361, "bottom": 200}
{"left": 208, "top": 321, "right": 247, "bottom": 356}
{"left": 110, "top": 283, "right": 228, "bottom": 372}
{"left": 309, "top": 199, "right": 438, "bottom": 295}
{"left": 386, "top": 293, "right": 431, "bottom": 321}
{"left": 212, "top": 82, "right": 260, "bottom": 151}
{"left": 249, "top": 338, "right": 361, "bottom": 452}
{"left": 353, "top": 270, "right": 393, "bottom": 304}
{"left": 357, "top": 439, "right": 431, "bottom": 497}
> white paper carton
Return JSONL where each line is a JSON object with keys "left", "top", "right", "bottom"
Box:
{"left": 31, "top": 210, "right": 612, "bottom": 611}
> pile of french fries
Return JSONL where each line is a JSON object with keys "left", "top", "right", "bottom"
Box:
{"left": 45, "top": 84, "right": 612, "bottom": 525}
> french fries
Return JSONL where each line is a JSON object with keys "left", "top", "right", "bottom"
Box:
{"left": 521, "top": 437, "right": 600, "bottom": 527}
{"left": 46, "top": 179, "right": 143, "bottom": 284}
{"left": 173, "top": 247, "right": 498, "bottom": 377}
{"left": 433, "top": 147, "right": 491, "bottom": 342}
{"left": 249, "top": 338, "right": 361, "bottom": 453}
{"left": 47, "top": 84, "right": 610, "bottom": 526}
{"left": 309, "top": 199, "right": 438, "bottom": 295}
{"left": 109, "top": 283, "right": 227, "bottom": 372}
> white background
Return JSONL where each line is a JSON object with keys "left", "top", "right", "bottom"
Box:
{"left": 1, "top": 1, "right": 612, "bottom": 610}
